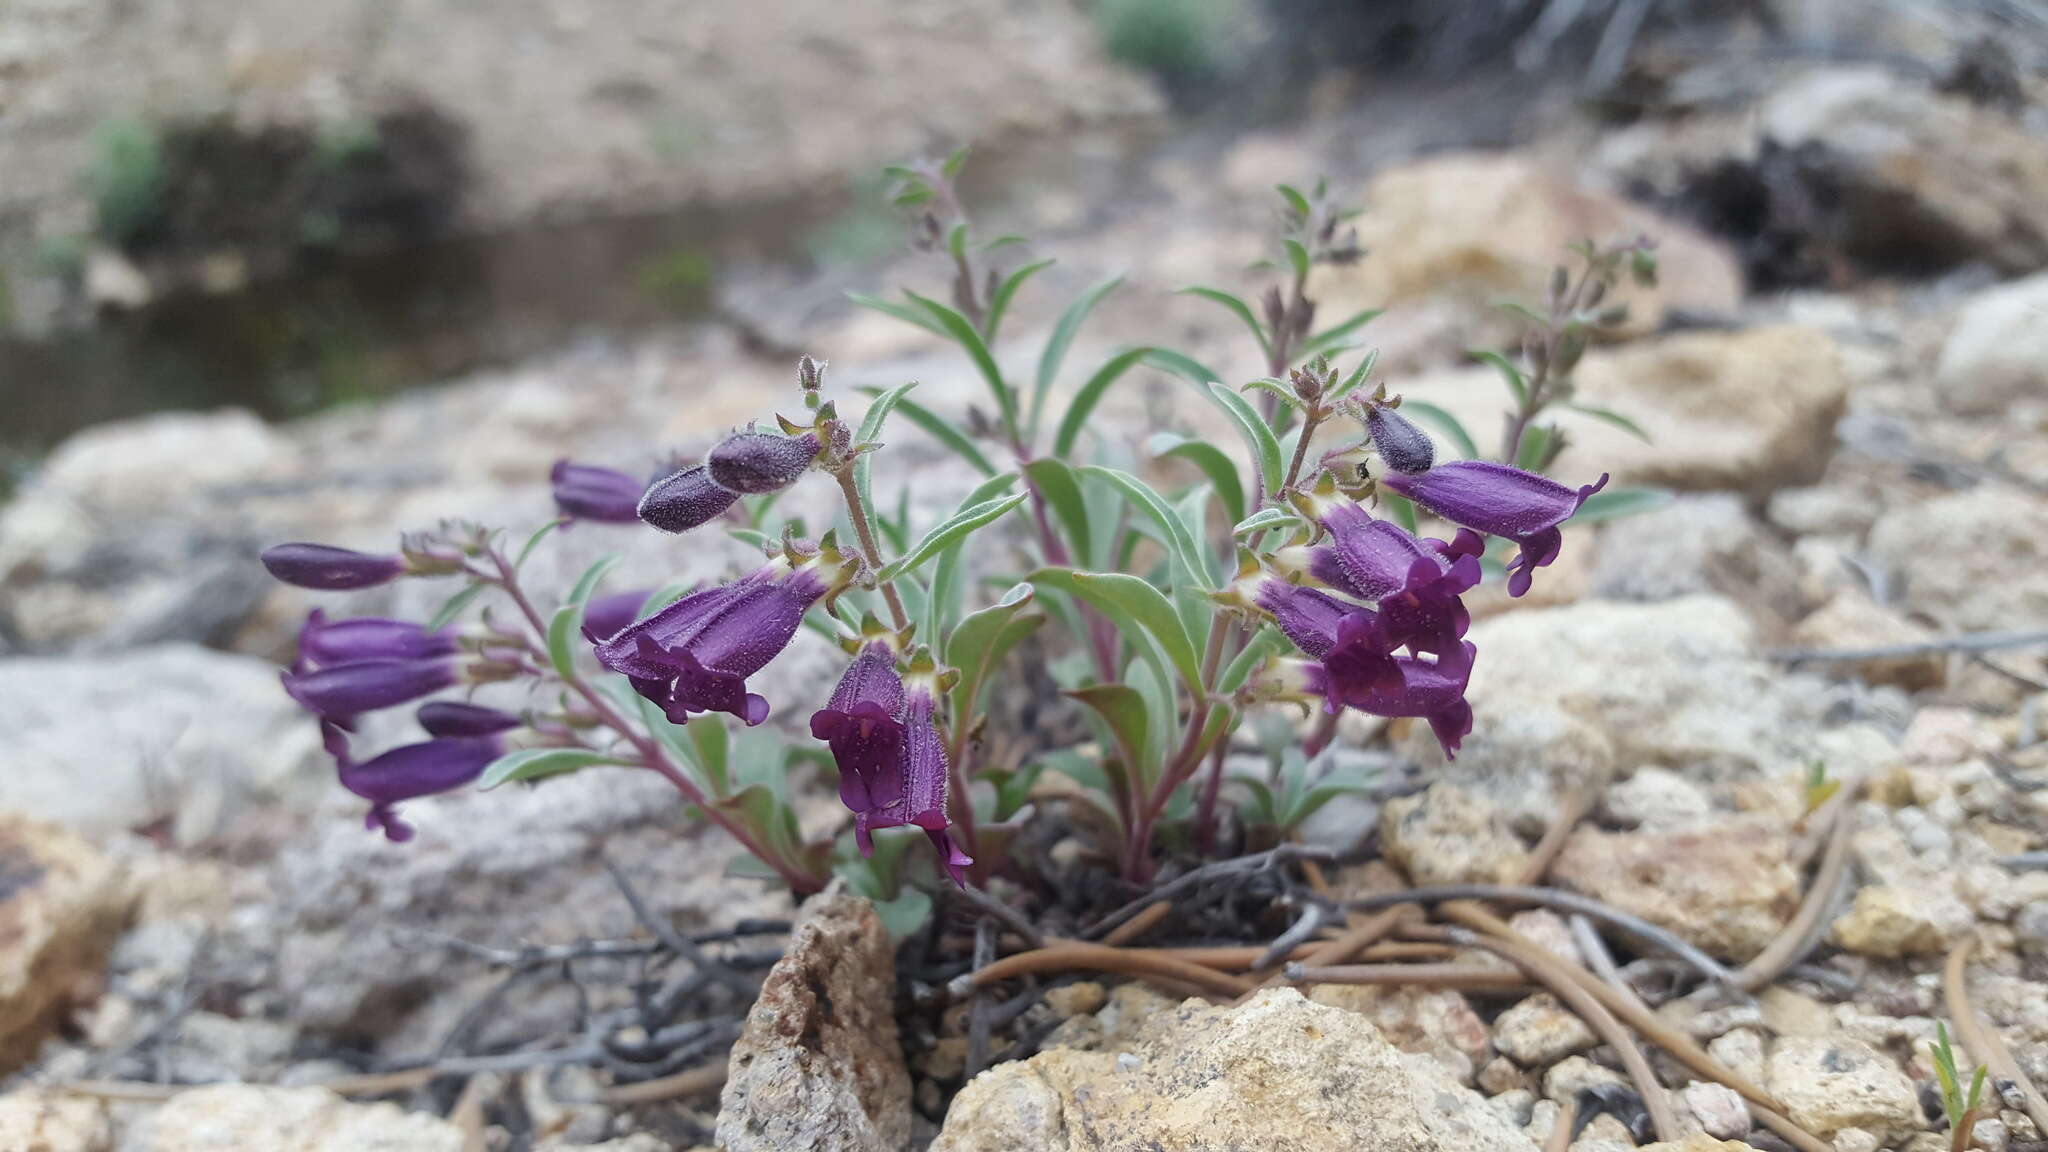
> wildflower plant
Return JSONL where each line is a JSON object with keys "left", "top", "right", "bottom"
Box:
{"left": 260, "top": 153, "right": 1649, "bottom": 911}
{"left": 1933, "top": 1022, "right": 1989, "bottom": 1151}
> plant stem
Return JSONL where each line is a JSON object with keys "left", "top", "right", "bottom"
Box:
{"left": 1277, "top": 407, "right": 1324, "bottom": 499}
{"left": 832, "top": 469, "right": 910, "bottom": 632}
{"left": 484, "top": 550, "right": 823, "bottom": 893}
{"left": 1499, "top": 253, "right": 1596, "bottom": 465}
{"left": 1126, "top": 621, "right": 1233, "bottom": 882}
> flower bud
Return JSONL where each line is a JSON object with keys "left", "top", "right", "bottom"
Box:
{"left": 637, "top": 464, "right": 740, "bottom": 534}
{"left": 1366, "top": 404, "right": 1435, "bottom": 475}
{"left": 262, "top": 543, "right": 405, "bottom": 590}
{"left": 551, "top": 460, "right": 644, "bottom": 524}
{"left": 416, "top": 700, "right": 522, "bottom": 738}
{"left": 706, "top": 431, "right": 822, "bottom": 495}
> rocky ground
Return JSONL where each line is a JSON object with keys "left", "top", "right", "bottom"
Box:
{"left": 1, "top": 3, "right": 2048, "bottom": 1150}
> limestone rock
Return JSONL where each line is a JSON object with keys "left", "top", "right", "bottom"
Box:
{"left": 1935, "top": 272, "right": 2048, "bottom": 414}
{"left": 932, "top": 989, "right": 1539, "bottom": 1152}
{"left": 0, "top": 814, "right": 130, "bottom": 1073}
{"left": 138, "top": 1085, "right": 461, "bottom": 1151}
{"left": 1790, "top": 593, "right": 1946, "bottom": 691}
{"left": 1602, "top": 768, "right": 1712, "bottom": 832}
{"left": 0, "top": 1090, "right": 111, "bottom": 1152}
{"left": 1590, "top": 494, "right": 1799, "bottom": 622}
{"left": 1305, "top": 984, "right": 1491, "bottom": 1084}
{"left": 716, "top": 880, "right": 910, "bottom": 1152}
{"left": 1868, "top": 487, "right": 2048, "bottom": 633}
{"left": 1381, "top": 783, "right": 1530, "bottom": 886}
{"left": 1830, "top": 883, "right": 1966, "bottom": 957}
{"left": 1641, "top": 1139, "right": 1763, "bottom": 1152}
{"left": 1765, "top": 1036, "right": 1922, "bottom": 1143}
{"left": 1551, "top": 816, "right": 1798, "bottom": 961}
{"left": 1491, "top": 993, "right": 1596, "bottom": 1067}
{"left": 1683, "top": 1082, "right": 1750, "bottom": 1141}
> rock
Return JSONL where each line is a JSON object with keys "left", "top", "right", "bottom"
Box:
{"left": 1867, "top": 486, "right": 2048, "bottom": 633}
{"left": 1541, "top": 1055, "right": 1627, "bottom": 1105}
{"left": 1683, "top": 1082, "right": 1750, "bottom": 1141}
{"left": 1590, "top": 494, "right": 1799, "bottom": 622}
{"left": 1790, "top": 593, "right": 1946, "bottom": 691}
{"left": 932, "top": 989, "right": 1539, "bottom": 1152}
{"left": 1641, "top": 1139, "right": 1762, "bottom": 1152}
{"left": 1830, "top": 883, "right": 1965, "bottom": 957}
{"left": 1764, "top": 1036, "right": 1922, "bottom": 1143}
{"left": 1707, "top": 1030, "right": 1767, "bottom": 1086}
{"left": 1551, "top": 816, "right": 1799, "bottom": 961}
{"left": 1381, "top": 783, "right": 1530, "bottom": 886}
{"left": 717, "top": 879, "right": 910, "bottom": 1152}
{"left": 1934, "top": 272, "right": 2048, "bottom": 414}
{"left": 0, "top": 1090, "right": 111, "bottom": 1152}
{"left": 1492, "top": 993, "right": 1596, "bottom": 1067}
{"left": 1759, "top": 69, "right": 2048, "bottom": 274}
{"left": 0, "top": 814, "right": 130, "bottom": 1073}
{"left": 1401, "top": 327, "right": 1845, "bottom": 498}
{"left": 1305, "top": 984, "right": 1491, "bottom": 1084}
{"left": 0, "top": 645, "right": 323, "bottom": 845}
{"left": 136, "top": 1085, "right": 461, "bottom": 1151}
{"left": 1768, "top": 486, "right": 1878, "bottom": 538}
{"left": 1602, "top": 768, "right": 1713, "bottom": 832}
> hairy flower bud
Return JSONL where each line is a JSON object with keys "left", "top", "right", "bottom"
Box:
{"left": 1366, "top": 404, "right": 1435, "bottom": 475}
{"left": 262, "top": 543, "right": 405, "bottom": 590}
{"left": 298, "top": 610, "right": 456, "bottom": 666}
{"left": 416, "top": 700, "right": 522, "bottom": 738}
{"left": 637, "top": 464, "right": 740, "bottom": 534}
{"left": 551, "top": 460, "right": 645, "bottom": 524}
{"left": 707, "top": 431, "right": 822, "bottom": 495}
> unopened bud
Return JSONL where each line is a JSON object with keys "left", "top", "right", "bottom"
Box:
{"left": 1366, "top": 403, "right": 1435, "bottom": 475}
{"left": 638, "top": 464, "right": 740, "bottom": 534}
{"left": 707, "top": 431, "right": 823, "bottom": 495}
{"left": 797, "top": 355, "right": 826, "bottom": 391}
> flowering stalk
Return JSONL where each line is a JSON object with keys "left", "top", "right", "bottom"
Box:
{"left": 832, "top": 468, "right": 910, "bottom": 633}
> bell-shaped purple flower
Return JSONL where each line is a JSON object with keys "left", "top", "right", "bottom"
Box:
{"left": 593, "top": 557, "right": 840, "bottom": 726}
{"left": 1307, "top": 503, "right": 1481, "bottom": 658}
{"left": 417, "top": 700, "right": 522, "bottom": 738}
{"left": 322, "top": 722, "right": 503, "bottom": 842}
{"left": 811, "top": 642, "right": 907, "bottom": 855}
{"left": 706, "top": 431, "right": 821, "bottom": 495}
{"left": 262, "top": 543, "right": 404, "bottom": 590}
{"left": 282, "top": 657, "right": 458, "bottom": 725}
{"left": 902, "top": 675, "right": 972, "bottom": 887}
{"left": 1379, "top": 461, "right": 1608, "bottom": 598}
{"left": 1254, "top": 579, "right": 1403, "bottom": 704}
{"left": 581, "top": 588, "right": 654, "bottom": 644}
{"left": 638, "top": 464, "right": 741, "bottom": 534}
{"left": 551, "top": 460, "right": 646, "bottom": 524}
{"left": 297, "top": 609, "right": 456, "bottom": 667}
{"left": 1308, "top": 642, "right": 1476, "bottom": 759}
{"left": 1367, "top": 404, "right": 1435, "bottom": 474}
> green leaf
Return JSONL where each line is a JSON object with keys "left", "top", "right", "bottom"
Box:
{"left": 876, "top": 493, "right": 1028, "bottom": 581}
{"left": 946, "top": 221, "right": 968, "bottom": 263}
{"left": 1282, "top": 237, "right": 1311, "bottom": 281}
{"left": 859, "top": 388, "right": 998, "bottom": 477}
{"left": 1028, "top": 568, "right": 1202, "bottom": 694}
{"left": 1031, "top": 275, "right": 1125, "bottom": 438}
{"left": 1235, "top": 775, "right": 1281, "bottom": 825}
{"left": 942, "top": 146, "right": 969, "bottom": 179}
{"left": 1069, "top": 683, "right": 1152, "bottom": 782}
{"left": 1023, "top": 458, "right": 1094, "bottom": 569}
{"left": 1495, "top": 300, "right": 1550, "bottom": 329}
{"left": 1300, "top": 308, "right": 1384, "bottom": 357}
{"left": 848, "top": 290, "right": 947, "bottom": 337}
{"left": 1398, "top": 400, "right": 1481, "bottom": 460}
{"left": 424, "top": 582, "right": 487, "bottom": 632}
{"left": 871, "top": 886, "right": 934, "bottom": 941}
{"left": 1217, "top": 624, "right": 1289, "bottom": 694}
{"left": 1179, "top": 286, "right": 1271, "bottom": 360}
{"left": 1239, "top": 376, "right": 1301, "bottom": 411}
{"left": 1275, "top": 183, "right": 1311, "bottom": 218}
{"left": 1053, "top": 346, "right": 1151, "bottom": 458}
{"left": 478, "top": 747, "right": 626, "bottom": 790}
{"left": 1381, "top": 492, "right": 1420, "bottom": 535}
{"left": 853, "top": 380, "right": 920, "bottom": 512}
{"left": 513, "top": 519, "right": 566, "bottom": 570}
{"left": 545, "top": 554, "right": 622, "bottom": 679}
{"left": 1202, "top": 381, "right": 1286, "bottom": 499}
{"left": 1150, "top": 433, "right": 1246, "bottom": 529}
{"left": 1231, "top": 507, "right": 1298, "bottom": 536}
{"left": 1469, "top": 349, "right": 1529, "bottom": 408}
{"left": 688, "top": 718, "right": 732, "bottom": 798}
{"left": 1080, "top": 465, "right": 1211, "bottom": 591}
{"left": 1138, "top": 347, "right": 1222, "bottom": 387}
{"left": 907, "top": 289, "right": 1016, "bottom": 434}
{"left": 1515, "top": 424, "right": 1553, "bottom": 471}
{"left": 1563, "top": 402, "right": 1653, "bottom": 443}
{"left": 985, "top": 257, "right": 1054, "bottom": 344}
{"left": 945, "top": 582, "right": 1041, "bottom": 719}
{"left": 1574, "top": 486, "right": 1672, "bottom": 523}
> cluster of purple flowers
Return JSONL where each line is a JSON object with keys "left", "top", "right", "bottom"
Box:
{"left": 1245, "top": 405, "right": 1606, "bottom": 758}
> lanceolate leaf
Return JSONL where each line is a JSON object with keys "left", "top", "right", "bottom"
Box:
{"left": 853, "top": 380, "right": 921, "bottom": 512}
{"left": 1329, "top": 348, "right": 1379, "bottom": 402}
{"left": 1138, "top": 348, "right": 1222, "bottom": 388}
{"left": 1217, "top": 624, "right": 1290, "bottom": 694}
{"left": 1564, "top": 402, "right": 1653, "bottom": 443}
{"left": 1574, "top": 486, "right": 1672, "bottom": 523}
{"left": 424, "top": 582, "right": 487, "bottom": 632}
{"left": 1023, "top": 458, "right": 1094, "bottom": 568}
{"left": 1231, "top": 507, "right": 1298, "bottom": 536}
{"left": 513, "top": 519, "right": 565, "bottom": 571}
{"left": 548, "top": 555, "right": 623, "bottom": 679}
{"left": 861, "top": 388, "right": 998, "bottom": 477}
{"left": 906, "top": 290, "right": 1017, "bottom": 435}
{"left": 1070, "top": 683, "right": 1153, "bottom": 783}
{"left": 1028, "top": 568, "right": 1202, "bottom": 694}
{"left": 848, "top": 291, "right": 947, "bottom": 337}
{"left": 1202, "top": 382, "right": 1286, "bottom": 499}
{"left": 945, "top": 582, "right": 1040, "bottom": 719}
{"left": 1469, "top": 349, "right": 1529, "bottom": 407}
{"left": 876, "top": 493, "right": 1027, "bottom": 581}
{"left": 479, "top": 747, "right": 628, "bottom": 791}
{"left": 1031, "top": 275, "right": 1125, "bottom": 438}
{"left": 1398, "top": 400, "right": 1481, "bottom": 460}
{"left": 1081, "top": 465, "right": 1211, "bottom": 591}
{"left": 985, "top": 258, "right": 1055, "bottom": 345}
{"left": 1052, "top": 346, "right": 1151, "bottom": 457}
{"left": 1150, "top": 433, "right": 1246, "bottom": 529}
{"left": 1300, "top": 308, "right": 1384, "bottom": 357}
{"left": 1179, "top": 287, "right": 1271, "bottom": 360}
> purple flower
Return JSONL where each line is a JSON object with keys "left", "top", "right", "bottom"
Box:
{"left": 417, "top": 700, "right": 522, "bottom": 738}
{"left": 1307, "top": 503, "right": 1480, "bottom": 658}
{"left": 811, "top": 642, "right": 907, "bottom": 855}
{"left": 706, "top": 431, "right": 821, "bottom": 495}
{"left": 593, "top": 558, "right": 840, "bottom": 726}
{"left": 1379, "top": 461, "right": 1608, "bottom": 597}
{"left": 638, "top": 464, "right": 740, "bottom": 534}
{"left": 322, "top": 722, "right": 503, "bottom": 842}
{"left": 1256, "top": 579, "right": 1401, "bottom": 700}
{"left": 297, "top": 609, "right": 456, "bottom": 667}
{"left": 261, "top": 543, "right": 404, "bottom": 590}
{"left": 282, "top": 657, "right": 458, "bottom": 725}
{"left": 902, "top": 674, "right": 972, "bottom": 887}
{"left": 581, "top": 588, "right": 655, "bottom": 644}
{"left": 552, "top": 460, "right": 646, "bottom": 524}
{"left": 1306, "top": 643, "right": 1476, "bottom": 759}
{"left": 1367, "top": 404, "right": 1435, "bottom": 474}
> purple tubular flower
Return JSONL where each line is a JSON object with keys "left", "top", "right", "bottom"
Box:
{"left": 1309, "top": 503, "right": 1480, "bottom": 658}
{"left": 638, "top": 464, "right": 741, "bottom": 534}
{"left": 810, "top": 642, "right": 907, "bottom": 855}
{"left": 1378, "top": 461, "right": 1609, "bottom": 598}
{"left": 1367, "top": 405, "right": 1435, "bottom": 474}
{"left": 297, "top": 609, "right": 456, "bottom": 667}
{"left": 581, "top": 588, "right": 654, "bottom": 644}
{"left": 1303, "top": 643, "right": 1477, "bottom": 759}
{"left": 902, "top": 679, "right": 972, "bottom": 887}
{"left": 322, "top": 722, "right": 502, "bottom": 842}
{"left": 551, "top": 460, "right": 646, "bottom": 524}
{"left": 282, "top": 657, "right": 458, "bottom": 724}
{"left": 592, "top": 562, "right": 826, "bottom": 726}
{"left": 706, "top": 432, "right": 822, "bottom": 495}
{"left": 1255, "top": 579, "right": 1402, "bottom": 703}
{"left": 261, "top": 543, "right": 404, "bottom": 590}
{"left": 416, "top": 700, "right": 522, "bottom": 738}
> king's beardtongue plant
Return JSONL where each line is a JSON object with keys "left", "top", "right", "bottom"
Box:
{"left": 259, "top": 158, "right": 1650, "bottom": 914}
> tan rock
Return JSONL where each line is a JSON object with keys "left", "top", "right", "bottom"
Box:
{"left": 1640, "top": 1138, "right": 1763, "bottom": 1152}
{"left": 0, "top": 1091, "right": 111, "bottom": 1152}
{"left": 1306, "top": 984, "right": 1491, "bottom": 1083}
{"left": 0, "top": 814, "right": 131, "bottom": 1072}
{"left": 1830, "top": 883, "right": 1964, "bottom": 957}
{"left": 1551, "top": 816, "right": 1799, "bottom": 961}
{"left": 1382, "top": 783, "right": 1530, "bottom": 886}
{"left": 139, "top": 1085, "right": 460, "bottom": 1151}
{"left": 932, "top": 989, "right": 1540, "bottom": 1152}
{"left": 716, "top": 879, "right": 910, "bottom": 1152}
{"left": 1868, "top": 487, "right": 2048, "bottom": 633}
{"left": 1491, "top": 993, "right": 1596, "bottom": 1067}
{"left": 1935, "top": 271, "right": 2048, "bottom": 414}
{"left": 1790, "top": 593, "right": 1946, "bottom": 691}
{"left": 1765, "top": 1036, "right": 1922, "bottom": 1142}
